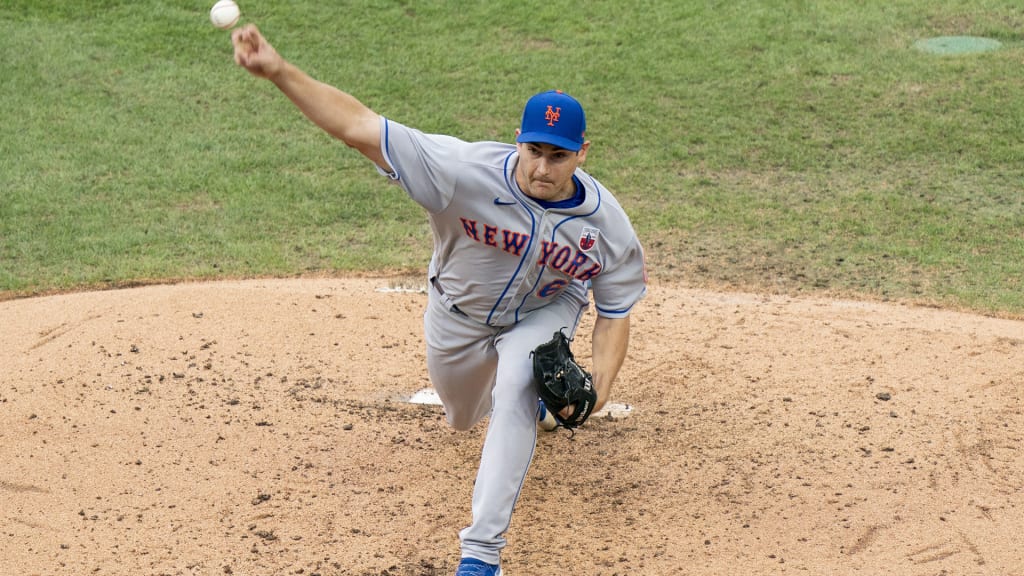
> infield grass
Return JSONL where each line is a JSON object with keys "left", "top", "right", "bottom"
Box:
{"left": 1, "top": 1, "right": 1022, "bottom": 316}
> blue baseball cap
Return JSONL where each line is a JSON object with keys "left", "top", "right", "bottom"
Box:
{"left": 516, "top": 90, "right": 586, "bottom": 151}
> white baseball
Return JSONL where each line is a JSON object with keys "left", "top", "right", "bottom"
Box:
{"left": 210, "top": 0, "right": 241, "bottom": 30}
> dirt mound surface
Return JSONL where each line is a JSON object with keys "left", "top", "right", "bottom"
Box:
{"left": 2, "top": 277, "right": 1021, "bottom": 575}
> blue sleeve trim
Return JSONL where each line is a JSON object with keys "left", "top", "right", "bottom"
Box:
{"left": 376, "top": 118, "right": 400, "bottom": 180}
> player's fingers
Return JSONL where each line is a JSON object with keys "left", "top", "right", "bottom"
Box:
{"left": 231, "top": 23, "right": 259, "bottom": 44}
{"left": 231, "top": 25, "right": 259, "bottom": 67}
{"left": 231, "top": 29, "right": 248, "bottom": 66}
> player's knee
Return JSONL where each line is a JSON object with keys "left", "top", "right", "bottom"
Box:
{"left": 446, "top": 409, "right": 483, "bottom": 431}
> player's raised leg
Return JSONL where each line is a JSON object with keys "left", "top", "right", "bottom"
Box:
{"left": 424, "top": 288, "right": 500, "bottom": 430}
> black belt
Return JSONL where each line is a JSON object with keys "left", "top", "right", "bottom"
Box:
{"left": 431, "top": 277, "right": 465, "bottom": 315}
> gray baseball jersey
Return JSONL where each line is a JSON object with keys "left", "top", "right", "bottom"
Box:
{"left": 378, "top": 118, "right": 647, "bottom": 323}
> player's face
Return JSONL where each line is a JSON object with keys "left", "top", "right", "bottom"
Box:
{"left": 515, "top": 140, "right": 590, "bottom": 202}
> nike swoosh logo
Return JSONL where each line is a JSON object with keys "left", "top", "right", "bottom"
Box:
{"left": 493, "top": 198, "right": 517, "bottom": 206}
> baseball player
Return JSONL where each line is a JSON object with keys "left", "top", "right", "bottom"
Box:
{"left": 231, "top": 24, "right": 646, "bottom": 576}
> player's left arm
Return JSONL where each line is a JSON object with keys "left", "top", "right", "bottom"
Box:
{"left": 589, "top": 314, "right": 630, "bottom": 413}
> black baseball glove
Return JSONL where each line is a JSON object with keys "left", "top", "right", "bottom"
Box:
{"left": 531, "top": 329, "right": 597, "bottom": 429}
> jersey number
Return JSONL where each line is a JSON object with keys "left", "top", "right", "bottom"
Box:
{"left": 537, "top": 279, "right": 568, "bottom": 298}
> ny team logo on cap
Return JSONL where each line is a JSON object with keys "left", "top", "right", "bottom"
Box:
{"left": 545, "top": 105, "right": 560, "bottom": 126}
{"left": 517, "top": 90, "right": 586, "bottom": 152}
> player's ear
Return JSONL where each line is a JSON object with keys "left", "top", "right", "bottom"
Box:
{"left": 576, "top": 140, "right": 591, "bottom": 164}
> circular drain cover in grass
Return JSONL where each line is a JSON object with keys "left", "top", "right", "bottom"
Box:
{"left": 913, "top": 36, "right": 1002, "bottom": 55}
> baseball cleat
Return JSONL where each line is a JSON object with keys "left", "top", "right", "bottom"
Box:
{"left": 538, "top": 399, "right": 559, "bottom": 431}
{"left": 455, "top": 557, "right": 502, "bottom": 576}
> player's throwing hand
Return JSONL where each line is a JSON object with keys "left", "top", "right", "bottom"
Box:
{"left": 231, "top": 24, "right": 283, "bottom": 79}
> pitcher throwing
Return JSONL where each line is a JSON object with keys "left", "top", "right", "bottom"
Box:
{"left": 231, "top": 24, "right": 647, "bottom": 576}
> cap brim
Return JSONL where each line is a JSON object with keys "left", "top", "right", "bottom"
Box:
{"left": 516, "top": 132, "right": 583, "bottom": 152}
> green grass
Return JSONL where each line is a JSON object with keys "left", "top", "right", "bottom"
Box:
{"left": 1, "top": 0, "right": 1022, "bottom": 316}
